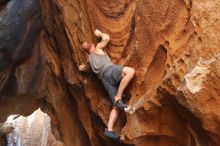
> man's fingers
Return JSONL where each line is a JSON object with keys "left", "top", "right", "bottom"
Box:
{"left": 78, "top": 63, "right": 85, "bottom": 68}
{"left": 95, "top": 29, "right": 99, "bottom": 32}
{"left": 94, "top": 29, "right": 102, "bottom": 37}
{"left": 94, "top": 29, "right": 98, "bottom": 34}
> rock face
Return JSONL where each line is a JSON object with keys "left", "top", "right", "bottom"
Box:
{"left": 5, "top": 109, "right": 64, "bottom": 146}
{"left": 0, "top": 0, "right": 220, "bottom": 146}
{"left": 0, "top": 123, "right": 13, "bottom": 146}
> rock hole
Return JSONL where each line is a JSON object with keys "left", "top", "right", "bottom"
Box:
{"left": 177, "top": 58, "right": 185, "bottom": 65}
{"left": 3, "top": 108, "right": 64, "bottom": 146}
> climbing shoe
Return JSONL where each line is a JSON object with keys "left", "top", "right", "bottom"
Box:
{"left": 114, "top": 99, "right": 127, "bottom": 109}
{"left": 124, "top": 105, "right": 132, "bottom": 113}
{"left": 104, "top": 129, "right": 119, "bottom": 141}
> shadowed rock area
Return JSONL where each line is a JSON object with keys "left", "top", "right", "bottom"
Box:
{"left": 0, "top": 0, "right": 220, "bottom": 146}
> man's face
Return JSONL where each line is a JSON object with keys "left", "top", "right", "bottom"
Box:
{"left": 82, "top": 42, "right": 93, "bottom": 54}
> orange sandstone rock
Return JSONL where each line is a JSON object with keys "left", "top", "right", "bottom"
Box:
{"left": 0, "top": 0, "right": 220, "bottom": 146}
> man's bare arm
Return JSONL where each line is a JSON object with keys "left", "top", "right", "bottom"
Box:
{"left": 94, "top": 29, "right": 110, "bottom": 50}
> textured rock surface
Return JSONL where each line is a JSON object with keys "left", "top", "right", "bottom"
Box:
{"left": 5, "top": 108, "right": 64, "bottom": 146}
{"left": 0, "top": 0, "right": 220, "bottom": 146}
{"left": 0, "top": 123, "right": 13, "bottom": 146}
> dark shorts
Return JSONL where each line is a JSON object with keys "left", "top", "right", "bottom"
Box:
{"left": 100, "top": 65, "right": 123, "bottom": 104}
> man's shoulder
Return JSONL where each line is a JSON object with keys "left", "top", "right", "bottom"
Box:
{"left": 88, "top": 53, "right": 96, "bottom": 63}
{"left": 88, "top": 52, "right": 95, "bottom": 57}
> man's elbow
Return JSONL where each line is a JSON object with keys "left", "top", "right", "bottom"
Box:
{"left": 102, "top": 34, "right": 110, "bottom": 42}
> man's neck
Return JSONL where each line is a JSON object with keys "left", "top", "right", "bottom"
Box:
{"left": 93, "top": 49, "right": 106, "bottom": 55}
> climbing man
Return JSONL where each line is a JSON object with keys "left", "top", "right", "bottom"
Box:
{"left": 79, "top": 29, "right": 135, "bottom": 140}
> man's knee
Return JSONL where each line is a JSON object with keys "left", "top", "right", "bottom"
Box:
{"left": 130, "top": 67, "right": 135, "bottom": 77}
{"left": 124, "top": 67, "right": 135, "bottom": 78}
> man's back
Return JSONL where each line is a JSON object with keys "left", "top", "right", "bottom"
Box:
{"left": 88, "top": 52, "right": 113, "bottom": 78}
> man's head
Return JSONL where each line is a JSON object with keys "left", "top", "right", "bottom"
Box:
{"left": 82, "top": 42, "right": 94, "bottom": 54}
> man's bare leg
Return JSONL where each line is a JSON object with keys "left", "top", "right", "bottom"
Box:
{"left": 104, "top": 106, "right": 120, "bottom": 140}
{"left": 107, "top": 106, "right": 119, "bottom": 131}
{"left": 115, "top": 67, "right": 135, "bottom": 101}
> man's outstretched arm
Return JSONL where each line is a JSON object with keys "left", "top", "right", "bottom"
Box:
{"left": 94, "top": 29, "right": 110, "bottom": 50}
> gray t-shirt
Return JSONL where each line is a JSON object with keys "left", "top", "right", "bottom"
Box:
{"left": 88, "top": 52, "right": 113, "bottom": 78}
